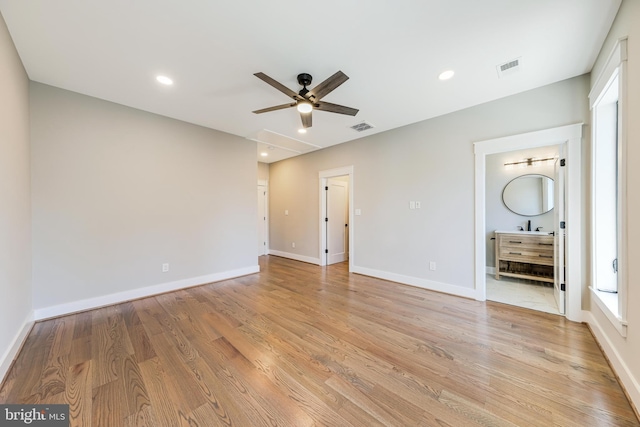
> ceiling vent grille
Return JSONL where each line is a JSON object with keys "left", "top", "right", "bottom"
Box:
{"left": 350, "top": 122, "right": 374, "bottom": 132}
{"left": 496, "top": 57, "right": 522, "bottom": 78}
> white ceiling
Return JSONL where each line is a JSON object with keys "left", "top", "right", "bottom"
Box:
{"left": 0, "top": 0, "right": 621, "bottom": 163}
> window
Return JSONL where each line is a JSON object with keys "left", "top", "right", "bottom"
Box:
{"left": 593, "top": 81, "right": 618, "bottom": 293}
{"left": 589, "top": 38, "right": 627, "bottom": 336}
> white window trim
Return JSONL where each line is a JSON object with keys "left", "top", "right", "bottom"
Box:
{"left": 590, "top": 287, "right": 628, "bottom": 337}
{"left": 589, "top": 37, "right": 628, "bottom": 336}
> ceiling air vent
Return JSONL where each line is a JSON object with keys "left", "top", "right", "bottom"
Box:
{"left": 496, "top": 57, "right": 522, "bottom": 78}
{"left": 350, "top": 122, "right": 374, "bottom": 132}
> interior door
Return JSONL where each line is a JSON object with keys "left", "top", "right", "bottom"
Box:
{"left": 326, "top": 178, "right": 348, "bottom": 265}
{"left": 554, "top": 149, "right": 566, "bottom": 314}
{"left": 257, "top": 186, "right": 267, "bottom": 256}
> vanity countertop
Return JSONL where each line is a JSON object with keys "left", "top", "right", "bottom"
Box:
{"left": 494, "top": 230, "right": 553, "bottom": 235}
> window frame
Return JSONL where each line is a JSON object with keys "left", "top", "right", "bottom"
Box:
{"left": 589, "top": 37, "right": 628, "bottom": 337}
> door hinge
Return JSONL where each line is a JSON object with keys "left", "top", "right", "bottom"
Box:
{"left": 325, "top": 217, "right": 328, "bottom": 222}
{"left": 560, "top": 283, "right": 566, "bottom": 291}
{"left": 325, "top": 249, "right": 328, "bottom": 254}
{"left": 325, "top": 186, "right": 328, "bottom": 191}
{"left": 560, "top": 158, "right": 566, "bottom": 167}
{"left": 560, "top": 221, "right": 566, "bottom": 229}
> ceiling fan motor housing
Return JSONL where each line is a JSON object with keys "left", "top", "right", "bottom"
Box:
{"left": 297, "top": 73, "right": 312, "bottom": 87}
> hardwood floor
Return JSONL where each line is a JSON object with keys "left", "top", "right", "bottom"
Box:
{"left": 1, "top": 255, "right": 638, "bottom": 426}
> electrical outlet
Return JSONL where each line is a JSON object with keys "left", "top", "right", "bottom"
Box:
{"left": 292, "top": 242, "right": 296, "bottom": 248}
{"left": 415, "top": 201, "right": 421, "bottom": 209}
{"left": 355, "top": 209, "right": 362, "bottom": 215}
{"left": 429, "top": 261, "right": 436, "bottom": 271}
{"left": 162, "top": 263, "right": 169, "bottom": 272}
{"left": 409, "top": 201, "right": 416, "bottom": 209}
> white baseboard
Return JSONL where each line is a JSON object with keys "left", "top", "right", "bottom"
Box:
{"left": 352, "top": 266, "right": 478, "bottom": 300}
{"left": 33, "top": 265, "right": 260, "bottom": 320}
{"left": 268, "top": 250, "right": 320, "bottom": 265}
{"left": 583, "top": 310, "right": 640, "bottom": 414}
{"left": 0, "top": 311, "right": 34, "bottom": 383}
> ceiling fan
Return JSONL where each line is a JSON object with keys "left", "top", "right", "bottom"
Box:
{"left": 252, "top": 71, "right": 358, "bottom": 128}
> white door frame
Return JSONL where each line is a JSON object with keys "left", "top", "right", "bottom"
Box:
{"left": 319, "top": 166, "right": 354, "bottom": 271}
{"left": 553, "top": 148, "right": 566, "bottom": 315}
{"left": 474, "top": 123, "right": 583, "bottom": 322}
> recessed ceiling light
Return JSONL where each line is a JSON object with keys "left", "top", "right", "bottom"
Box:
{"left": 438, "top": 70, "right": 455, "bottom": 81}
{"left": 298, "top": 128, "right": 307, "bottom": 134}
{"left": 156, "top": 75, "right": 173, "bottom": 85}
{"left": 260, "top": 152, "right": 268, "bottom": 157}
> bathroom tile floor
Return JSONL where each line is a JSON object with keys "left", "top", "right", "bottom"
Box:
{"left": 486, "top": 274, "right": 560, "bottom": 315}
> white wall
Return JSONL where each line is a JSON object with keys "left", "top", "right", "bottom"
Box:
{"left": 586, "top": 0, "right": 640, "bottom": 412}
{"left": 30, "top": 83, "right": 258, "bottom": 317}
{"left": 0, "top": 12, "right": 32, "bottom": 378}
{"left": 485, "top": 146, "right": 558, "bottom": 267}
{"left": 270, "top": 75, "right": 589, "bottom": 295}
{"left": 258, "top": 162, "right": 269, "bottom": 181}
{"left": 257, "top": 161, "right": 269, "bottom": 182}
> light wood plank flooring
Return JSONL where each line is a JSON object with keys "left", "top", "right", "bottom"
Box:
{"left": 1, "top": 255, "right": 638, "bottom": 426}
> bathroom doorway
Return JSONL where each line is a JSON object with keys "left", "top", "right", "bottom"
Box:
{"left": 473, "top": 124, "right": 583, "bottom": 322}
{"left": 485, "top": 146, "right": 561, "bottom": 314}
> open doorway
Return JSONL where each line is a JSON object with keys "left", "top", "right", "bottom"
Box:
{"left": 319, "top": 166, "right": 354, "bottom": 271}
{"left": 326, "top": 176, "right": 349, "bottom": 265}
{"left": 474, "top": 124, "right": 583, "bottom": 322}
{"left": 484, "top": 146, "right": 562, "bottom": 315}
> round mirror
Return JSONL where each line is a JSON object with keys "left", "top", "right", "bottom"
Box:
{"left": 502, "top": 174, "right": 554, "bottom": 216}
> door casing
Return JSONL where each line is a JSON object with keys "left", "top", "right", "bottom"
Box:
{"left": 319, "top": 166, "right": 354, "bottom": 271}
{"left": 474, "top": 124, "right": 583, "bottom": 322}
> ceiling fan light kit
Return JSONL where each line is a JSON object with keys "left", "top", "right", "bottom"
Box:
{"left": 253, "top": 70, "right": 358, "bottom": 128}
{"left": 297, "top": 101, "right": 313, "bottom": 113}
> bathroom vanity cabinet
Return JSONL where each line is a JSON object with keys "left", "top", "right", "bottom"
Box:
{"left": 494, "top": 231, "right": 554, "bottom": 283}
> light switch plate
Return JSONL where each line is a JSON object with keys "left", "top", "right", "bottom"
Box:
{"left": 355, "top": 209, "right": 362, "bottom": 215}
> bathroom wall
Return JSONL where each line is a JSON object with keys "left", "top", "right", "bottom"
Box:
{"left": 485, "top": 145, "right": 559, "bottom": 268}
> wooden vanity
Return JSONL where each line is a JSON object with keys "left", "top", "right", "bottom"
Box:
{"left": 494, "top": 231, "right": 554, "bottom": 283}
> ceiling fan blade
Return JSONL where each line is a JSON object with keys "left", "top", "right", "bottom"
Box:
{"left": 308, "top": 71, "right": 349, "bottom": 101}
{"left": 254, "top": 72, "right": 300, "bottom": 100}
{"left": 315, "top": 101, "right": 359, "bottom": 116}
{"left": 300, "top": 111, "right": 312, "bottom": 128}
{"left": 252, "top": 103, "right": 296, "bottom": 114}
